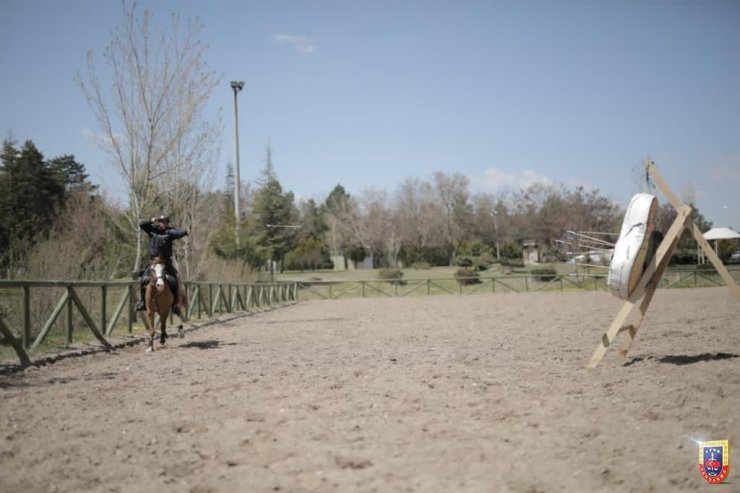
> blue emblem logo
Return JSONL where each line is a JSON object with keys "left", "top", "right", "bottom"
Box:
{"left": 699, "top": 440, "right": 730, "bottom": 484}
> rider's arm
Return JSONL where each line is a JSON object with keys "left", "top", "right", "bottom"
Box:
{"left": 139, "top": 218, "right": 155, "bottom": 233}
{"left": 167, "top": 228, "right": 189, "bottom": 240}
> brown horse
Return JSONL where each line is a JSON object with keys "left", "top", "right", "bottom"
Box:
{"left": 143, "top": 256, "right": 182, "bottom": 352}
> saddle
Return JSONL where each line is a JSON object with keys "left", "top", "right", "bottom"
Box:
{"left": 141, "top": 267, "right": 178, "bottom": 294}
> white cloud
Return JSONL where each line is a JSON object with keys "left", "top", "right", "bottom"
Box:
{"left": 479, "top": 167, "right": 553, "bottom": 192}
{"left": 273, "top": 34, "right": 316, "bottom": 53}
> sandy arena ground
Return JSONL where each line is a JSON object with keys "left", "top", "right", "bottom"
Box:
{"left": 1, "top": 287, "right": 738, "bottom": 493}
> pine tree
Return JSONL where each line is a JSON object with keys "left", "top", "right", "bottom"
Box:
{"left": 48, "top": 154, "right": 98, "bottom": 195}
{"left": 250, "top": 147, "right": 298, "bottom": 273}
{"left": 0, "top": 140, "right": 97, "bottom": 275}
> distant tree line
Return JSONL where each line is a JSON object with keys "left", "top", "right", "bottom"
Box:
{"left": 2, "top": 137, "right": 727, "bottom": 281}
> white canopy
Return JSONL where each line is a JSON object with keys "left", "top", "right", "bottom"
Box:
{"left": 703, "top": 227, "right": 740, "bottom": 241}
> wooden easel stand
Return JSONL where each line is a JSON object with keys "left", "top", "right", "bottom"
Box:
{"left": 587, "top": 160, "right": 740, "bottom": 368}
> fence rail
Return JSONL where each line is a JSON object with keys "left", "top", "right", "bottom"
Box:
{"left": 0, "top": 280, "right": 298, "bottom": 365}
{"left": 294, "top": 268, "right": 740, "bottom": 301}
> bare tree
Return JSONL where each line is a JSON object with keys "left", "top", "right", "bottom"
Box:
{"left": 77, "top": 0, "right": 220, "bottom": 271}
{"left": 433, "top": 172, "right": 472, "bottom": 263}
{"left": 328, "top": 189, "right": 400, "bottom": 267}
{"left": 394, "top": 178, "right": 444, "bottom": 259}
{"left": 158, "top": 122, "right": 221, "bottom": 281}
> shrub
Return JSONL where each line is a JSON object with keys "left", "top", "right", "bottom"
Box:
{"left": 455, "top": 267, "right": 481, "bottom": 285}
{"left": 501, "top": 258, "right": 524, "bottom": 268}
{"left": 378, "top": 268, "right": 405, "bottom": 285}
{"left": 531, "top": 267, "right": 558, "bottom": 282}
{"left": 456, "top": 254, "right": 493, "bottom": 271}
{"left": 670, "top": 248, "right": 698, "bottom": 265}
{"left": 455, "top": 255, "right": 473, "bottom": 267}
{"left": 473, "top": 253, "right": 494, "bottom": 271}
{"left": 459, "top": 241, "right": 493, "bottom": 257}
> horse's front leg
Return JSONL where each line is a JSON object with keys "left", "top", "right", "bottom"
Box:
{"left": 146, "top": 314, "right": 155, "bottom": 353}
{"left": 159, "top": 317, "right": 168, "bottom": 346}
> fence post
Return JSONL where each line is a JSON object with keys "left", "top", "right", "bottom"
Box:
{"left": 524, "top": 277, "right": 529, "bottom": 292}
{"left": 66, "top": 286, "right": 74, "bottom": 345}
{"left": 22, "top": 285, "right": 31, "bottom": 349}
{"left": 100, "top": 285, "right": 107, "bottom": 335}
{"left": 128, "top": 284, "right": 134, "bottom": 334}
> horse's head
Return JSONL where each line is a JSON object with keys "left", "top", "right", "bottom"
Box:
{"left": 151, "top": 257, "right": 167, "bottom": 292}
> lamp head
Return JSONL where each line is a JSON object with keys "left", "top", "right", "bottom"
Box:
{"left": 230, "top": 81, "right": 245, "bottom": 91}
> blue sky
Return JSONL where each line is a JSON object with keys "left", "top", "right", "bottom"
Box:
{"left": 1, "top": 0, "right": 739, "bottom": 228}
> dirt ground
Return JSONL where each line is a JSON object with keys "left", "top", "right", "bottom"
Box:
{"left": 1, "top": 287, "right": 738, "bottom": 493}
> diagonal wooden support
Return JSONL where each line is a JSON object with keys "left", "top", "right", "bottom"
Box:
{"left": 690, "top": 223, "right": 740, "bottom": 301}
{"left": 647, "top": 160, "right": 740, "bottom": 301}
{"left": 68, "top": 288, "right": 113, "bottom": 351}
{"left": 0, "top": 316, "right": 32, "bottom": 366}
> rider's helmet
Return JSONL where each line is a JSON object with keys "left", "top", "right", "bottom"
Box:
{"left": 156, "top": 214, "right": 170, "bottom": 223}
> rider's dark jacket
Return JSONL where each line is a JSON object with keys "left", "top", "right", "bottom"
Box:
{"left": 139, "top": 219, "right": 188, "bottom": 263}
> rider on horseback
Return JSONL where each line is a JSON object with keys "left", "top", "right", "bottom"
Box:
{"left": 134, "top": 214, "right": 189, "bottom": 316}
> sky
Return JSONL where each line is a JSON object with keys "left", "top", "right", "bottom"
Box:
{"left": 1, "top": 0, "right": 739, "bottom": 229}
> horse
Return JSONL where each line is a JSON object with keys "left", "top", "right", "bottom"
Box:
{"left": 143, "top": 256, "right": 183, "bottom": 352}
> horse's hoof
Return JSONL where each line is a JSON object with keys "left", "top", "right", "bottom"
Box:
{"left": 178, "top": 325, "right": 184, "bottom": 339}
{"left": 146, "top": 347, "right": 154, "bottom": 353}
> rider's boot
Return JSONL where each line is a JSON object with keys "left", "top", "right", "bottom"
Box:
{"left": 171, "top": 282, "right": 182, "bottom": 318}
{"left": 135, "top": 285, "right": 146, "bottom": 311}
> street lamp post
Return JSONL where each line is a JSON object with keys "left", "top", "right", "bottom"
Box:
{"left": 493, "top": 209, "right": 500, "bottom": 260}
{"left": 230, "top": 80, "right": 245, "bottom": 245}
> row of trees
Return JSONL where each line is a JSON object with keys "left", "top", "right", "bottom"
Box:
{"left": 1, "top": 135, "right": 726, "bottom": 281}
{"left": 320, "top": 173, "right": 624, "bottom": 269}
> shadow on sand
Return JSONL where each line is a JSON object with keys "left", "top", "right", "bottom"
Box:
{"left": 625, "top": 352, "right": 738, "bottom": 367}
{"left": 657, "top": 352, "right": 738, "bottom": 366}
{"left": 179, "top": 339, "right": 236, "bottom": 350}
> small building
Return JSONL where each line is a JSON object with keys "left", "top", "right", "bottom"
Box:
{"left": 331, "top": 254, "right": 349, "bottom": 271}
{"left": 522, "top": 240, "right": 540, "bottom": 264}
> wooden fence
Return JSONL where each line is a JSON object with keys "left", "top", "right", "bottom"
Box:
{"left": 295, "top": 268, "right": 739, "bottom": 300}
{"left": 0, "top": 280, "right": 298, "bottom": 365}
{"left": 1, "top": 268, "right": 736, "bottom": 364}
